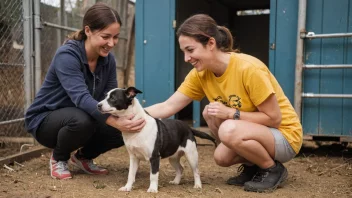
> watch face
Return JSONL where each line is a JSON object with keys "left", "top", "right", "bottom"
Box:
{"left": 233, "top": 109, "right": 240, "bottom": 120}
{"left": 233, "top": 113, "right": 239, "bottom": 120}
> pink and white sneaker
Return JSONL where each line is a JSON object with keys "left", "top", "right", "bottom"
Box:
{"left": 50, "top": 154, "right": 72, "bottom": 180}
{"left": 70, "top": 154, "right": 108, "bottom": 175}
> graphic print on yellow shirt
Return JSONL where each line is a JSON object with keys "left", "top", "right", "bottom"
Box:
{"left": 177, "top": 53, "right": 303, "bottom": 154}
{"left": 214, "top": 95, "right": 242, "bottom": 109}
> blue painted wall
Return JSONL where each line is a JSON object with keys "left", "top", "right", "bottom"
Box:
{"left": 135, "top": 0, "right": 175, "bottom": 107}
{"left": 303, "top": 0, "right": 352, "bottom": 137}
{"left": 269, "top": 0, "right": 298, "bottom": 104}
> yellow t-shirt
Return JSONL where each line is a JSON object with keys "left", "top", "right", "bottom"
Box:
{"left": 177, "top": 53, "right": 303, "bottom": 154}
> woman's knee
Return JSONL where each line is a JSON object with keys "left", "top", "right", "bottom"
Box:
{"left": 218, "top": 120, "right": 239, "bottom": 142}
{"left": 214, "top": 155, "right": 232, "bottom": 167}
{"left": 213, "top": 148, "right": 232, "bottom": 167}
{"left": 70, "top": 110, "right": 96, "bottom": 134}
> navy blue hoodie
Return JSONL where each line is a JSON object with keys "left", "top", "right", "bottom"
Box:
{"left": 25, "top": 39, "right": 117, "bottom": 138}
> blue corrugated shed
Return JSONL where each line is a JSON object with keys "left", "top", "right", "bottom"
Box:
{"left": 303, "top": 0, "right": 352, "bottom": 139}
{"left": 135, "top": 0, "right": 352, "bottom": 141}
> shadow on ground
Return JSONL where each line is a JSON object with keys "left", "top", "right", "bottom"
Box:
{"left": 298, "top": 141, "right": 352, "bottom": 158}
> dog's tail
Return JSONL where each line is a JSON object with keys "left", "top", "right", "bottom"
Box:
{"left": 191, "top": 129, "right": 217, "bottom": 147}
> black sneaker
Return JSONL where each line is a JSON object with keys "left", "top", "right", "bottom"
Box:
{"left": 244, "top": 161, "right": 288, "bottom": 193}
{"left": 227, "top": 164, "right": 258, "bottom": 186}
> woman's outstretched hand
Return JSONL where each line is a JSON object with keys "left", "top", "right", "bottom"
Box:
{"left": 207, "top": 102, "right": 235, "bottom": 120}
{"left": 106, "top": 115, "right": 146, "bottom": 133}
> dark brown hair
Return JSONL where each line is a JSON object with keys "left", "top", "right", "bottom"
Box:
{"left": 176, "top": 14, "right": 239, "bottom": 53}
{"left": 67, "top": 2, "right": 122, "bottom": 41}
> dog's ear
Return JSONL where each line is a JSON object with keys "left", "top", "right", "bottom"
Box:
{"left": 125, "top": 87, "right": 143, "bottom": 99}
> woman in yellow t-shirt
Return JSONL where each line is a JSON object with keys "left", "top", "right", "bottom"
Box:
{"left": 145, "top": 14, "right": 302, "bottom": 193}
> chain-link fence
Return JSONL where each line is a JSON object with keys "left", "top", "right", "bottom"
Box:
{"left": 0, "top": 0, "right": 27, "bottom": 156}
{"left": 40, "top": 2, "right": 82, "bottom": 80}
{"left": 0, "top": 0, "right": 135, "bottom": 159}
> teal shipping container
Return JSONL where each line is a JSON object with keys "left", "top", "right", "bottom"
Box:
{"left": 135, "top": 0, "right": 352, "bottom": 142}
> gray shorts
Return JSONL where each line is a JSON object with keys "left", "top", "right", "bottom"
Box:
{"left": 269, "top": 128, "right": 296, "bottom": 163}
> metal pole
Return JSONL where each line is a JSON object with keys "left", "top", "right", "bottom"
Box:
{"left": 22, "top": 0, "right": 33, "bottom": 109}
{"left": 60, "top": 0, "right": 65, "bottom": 42}
{"left": 114, "top": 0, "right": 129, "bottom": 88}
{"left": 302, "top": 93, "right": 352, "bottom": 98}
{"left": 294, "top": 0, "right": 307, "bottom": 120}
{"left": 43, "top": 22, "right": 79, "bottom": 32}
{"left": 115, "top": 0, "right": 129, "bottom": 70}
{"left": 303, "top": 64, "right": 352, "bottom": 69}
{"left": 0, "top": 63, "right": 24, "bottom": 67}
{"left": 34, "top": 0, "right": 42, "bottom": 94}
{"left": 302, "top": 32, "right": 352, "bottom": 39}
{"left": 29, "top": 0, "right": 35, "bottom": 100}
{"left": 57, "top": 7, "right": 62, "bottom": 47}
{"left": 0, "top": 118, "right": 25, "bottom": 126}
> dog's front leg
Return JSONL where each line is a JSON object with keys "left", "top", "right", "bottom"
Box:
{"left": 147, "top": 156, "right": 160, "bottom": 193}
{"left": 119, "top": 155, "right": 139, "bottom": 192}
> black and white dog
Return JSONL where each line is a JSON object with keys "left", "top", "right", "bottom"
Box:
{"left": 97, "top": 87, "right": 216, "bottom": 193}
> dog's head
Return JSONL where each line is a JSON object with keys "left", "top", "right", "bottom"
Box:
{"left": 97, "top": 87, "right": 142, "bottom": 116}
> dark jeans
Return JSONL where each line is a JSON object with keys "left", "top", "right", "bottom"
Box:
{"left": 36, "top": 107, "right": 124, "bottom": 161}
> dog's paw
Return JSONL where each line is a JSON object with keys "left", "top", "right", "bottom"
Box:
{"left": 193, "top": 183, "right": 202, "bottom": 189}
{"left": 169, "top": 180, "right": 180, "bottom": 185}
{"left": 147, "top": 187, "right": 158, "bottom": 193}
{"left": 118, "top": 186, "right": 132, "bottom": 192}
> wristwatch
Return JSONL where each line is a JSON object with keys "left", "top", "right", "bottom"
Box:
{"left": 233, "top": 109, "right": 240, "bottom": 120}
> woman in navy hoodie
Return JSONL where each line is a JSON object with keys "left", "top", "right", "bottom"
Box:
{"left": 25, "top": 2, "right": 145, "bottom": 179}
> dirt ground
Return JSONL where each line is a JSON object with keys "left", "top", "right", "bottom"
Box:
{"left": 1, "top": 140, "right": 351, "bottom": 198}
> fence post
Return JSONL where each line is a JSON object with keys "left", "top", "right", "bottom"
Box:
{"left": 113, "top": 0, "right": 129, "bottom": 88}
{"left": 294, "top": 0, "right": 307, "bottom": 120}
{"left": 34, "top": 0, "right": 42, "bottom": 94}
{"left": 23, "top": 0, "right": 34, "bottom": 109}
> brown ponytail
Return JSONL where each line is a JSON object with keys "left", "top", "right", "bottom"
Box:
{"left": 67, "top": 29, "right": 87, "bottom": 41}
{"left": 217, "top": 26, "right": 240, "bottom": 53}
